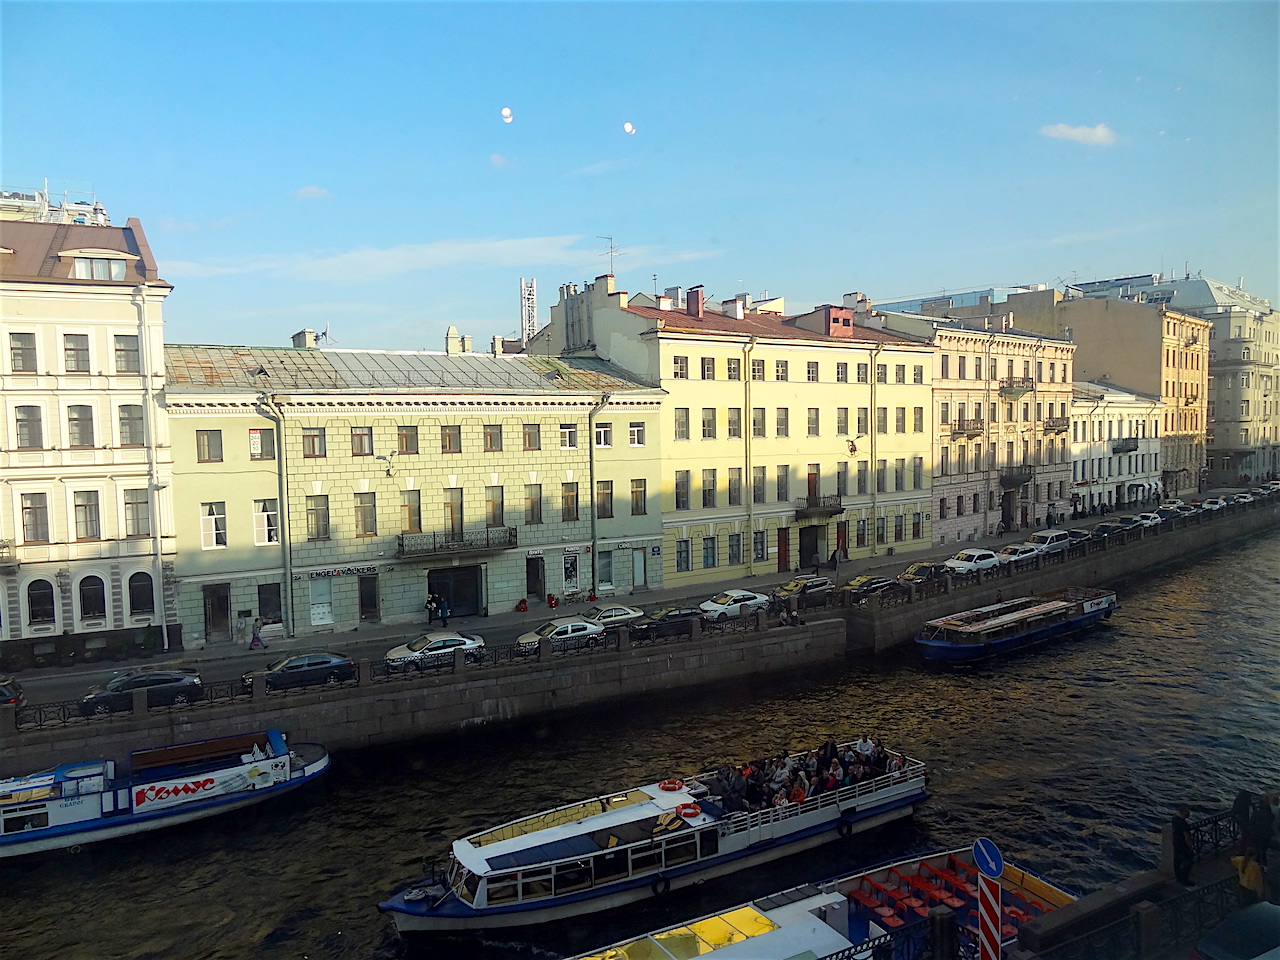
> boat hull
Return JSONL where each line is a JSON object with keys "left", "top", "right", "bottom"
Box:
{"left": 916, "top": 608, "right": 1112, "bottom": 662}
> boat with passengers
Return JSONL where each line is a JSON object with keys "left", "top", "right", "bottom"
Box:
{"left": 0, "top": 729, "right": 329, "bottom": 858}
{"left": 915, "top": 586, "right": 1118, "bottom": 663}
{"left": 563, "top": 843, "right": 1076, "bottom": 959}
{"left": 378, "top": 739, "right": 929, "bottom": 934}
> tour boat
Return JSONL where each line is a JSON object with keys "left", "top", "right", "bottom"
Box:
{"left": 915, "top": 586, "right": 1118, "bottom": 663}
{"left": 564, "top": 844, "right": 1077, "bottom": 959}
{"left": 0, "top": 729, "right": 329, "bottom": 858}
{"left": 378, "top": 741, "right": 929, "bottom": 934}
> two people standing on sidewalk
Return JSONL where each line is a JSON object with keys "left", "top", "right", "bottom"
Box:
{"left": 424, "top": 593, "right": 451, "bottom": 628}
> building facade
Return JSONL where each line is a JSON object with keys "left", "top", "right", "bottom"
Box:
{"left": 165, "top": 342, "right": 663, "bottom": 645}
{"left": 0, "top": 219, "right": 177, "bottom": 662}
{"left": 534, "top": 276, "right": 936, "bottom": 590}
{"left": 1069, "top": 382, "right": 1163, "bottom": 513}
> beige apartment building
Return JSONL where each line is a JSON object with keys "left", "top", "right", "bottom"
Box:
{"left": 847, "top": 299, "right": 1075, "bottom": 542}
{"left": 0, "top": 217, "right": 178, "bottom": 663}
{"left": 532, "top": 276, "right": 936, "bottom": 589}
{"left": 165, "top": 338, "right": 664, "bottom": 645}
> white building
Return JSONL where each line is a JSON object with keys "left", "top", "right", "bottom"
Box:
{"left": 1069, "top": 381, "right": 1163, "bottom": 514}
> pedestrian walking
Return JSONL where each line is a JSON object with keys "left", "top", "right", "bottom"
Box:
{"left": 249, "top": 617, "right": 266, "bottom": 650}
{"left": 438, "top": 596, "right": 451, "bottom": 628}
{"left": 424, "top": 594, "right": 438, "bottom": 626}
{"left": 1172, "top": 805, "right": 1196, "bottom": 887}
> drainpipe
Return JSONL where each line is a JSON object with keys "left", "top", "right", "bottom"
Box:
{"left": 587, "top": 391, "right": 612, "bottom": 596}
{"left": 132, "top": 285, "right": 170, "bottom": 652}
{"left": 983, "top": 332, "right": 996, "bottom": 535}
{"left": 743, "top": 336, "right": 758, "bottom": 575}
{"left": 869, "top": 344, "right": 883, "bottom": 555}
{"left": 257, "top": 390, "right": 293, "bottom": 637}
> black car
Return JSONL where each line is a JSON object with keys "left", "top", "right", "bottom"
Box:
{"left": 897, "top": 562, "right": 949, "bottom": 584}
{"left": 244, "top": 652, "right": 357, "bottom": 692}
{"left": 840, "top": 576, "right": 903, "bottom": 602}
{"left": 0, "top": 676, "right": 27, "bottom": 709}
{"left": 79, "top": 669, "right": 204, "bottom": 716}
{"left": 1091, "top": 520, "right": 1132, "bottom": 539}
{"left": 629, "top": 606, "right": 706, "bottom": 640}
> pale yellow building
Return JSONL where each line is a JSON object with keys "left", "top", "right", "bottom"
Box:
{"left": 533, "top": 276, "right": 935, "bottom": 589}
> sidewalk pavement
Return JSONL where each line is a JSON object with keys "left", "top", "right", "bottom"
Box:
{"left": 18, "top": 496, "right": 1199, "bottom": 681}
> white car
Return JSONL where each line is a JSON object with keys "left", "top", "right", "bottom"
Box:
{"left": 996, "top": 543, "right": 1039, "bottom": 565}
{"left": 1201, "top": 497, "right": 1227, "bottom": 511}
{"left": 1134, "top": 512, "right": 1163, "bottom": 527}
{"left": 516, "top": 617, "right": 606, "bottom": 652}
{"left": 699, "top": 589, "right": 770, "bottom": 621}
{"left": 943, "top": 549, "right": 1000, "bottom": 574}
{"left": 385, "top": 631, "right": 485, "bottom": 671}
{"left": 1231, "top": 493, "right": 1255, "bottom": 504}
{"left": 583, "top": 603, "right": 644, "bottom": 628}
{"left": 1160, "top": 500, "right": 1185, "bottom": 510}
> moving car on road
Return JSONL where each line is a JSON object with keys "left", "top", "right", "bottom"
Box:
{"left": 80, "top": 668, "right": 204, "bottom": 716}
{"left": 516, "top": 617, "right": 606, "bottom": 653}
{"left": 243, "top": 652, "right": 356, "bottom": 692}
{"left": 385, "top": 632, "right": 485, "bottom": 672}
{"left": 1134, "top": 512, "right": 1162, "bottom": 527}
{"left": 943, "top": 549, "right": 1000, "bottom": 574}
{"left": 699, "top": 589, "right": 769, "bottom": 621}
{"left": 0, "top": 676, "right": 26, "bottom": 709}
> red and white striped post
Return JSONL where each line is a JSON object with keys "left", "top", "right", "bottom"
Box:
{"left": 972, "top": 838, "right": 1005, "bottom": 960}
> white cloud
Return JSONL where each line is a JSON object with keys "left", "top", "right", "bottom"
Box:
{"left": 490, "top": 153, "right": 510, "bottom": 167}
{"left": 570, "top": 159, "right": 627, "bottom": 177}
{"left": 292, "top": 185, "right": 331, "bottom": 199}
{"left": 1039, "top": 123, "right": 1118, "bottom": 146}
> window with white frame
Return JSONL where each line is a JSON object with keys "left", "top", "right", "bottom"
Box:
{"left": 629, "top": 421, "right": 645, "bottom": 446}
{"left": 115, "top": 335, "right": 141, "bottom": 373}
{"left": 201, "top": 501, "right": 228, "bottom": 549}
{"left": 254, "top": 498, "right": 280, "bottom": 544}
{"left": 675, "top": 539, "right": 692, "bottom": 572}
{"left": 560, "top": 423, "right": 578, "bottom": 449}
{"left": 594, "top": 422, "right": 612, "bottom": 447}
{"left": 119, "top": 405, "right": 144, "bottom": 445}
{"left": 73, "top": 491, "right": 100, "bottom": 540}
{"left": 64, "top": 334, "right": 90, "bottom": 373}
{"left": 124, "top": 489, "right": 151, "bottom": 537}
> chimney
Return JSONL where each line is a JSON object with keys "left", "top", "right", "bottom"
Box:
{"left": 725, "top": 298, "right": 745, "bottom": 320}
{"left": 461, "top": 335, "right": 473, "bottom": 353}
{"left": 291, "top": 328, "right": 317, "bottom": 349}
{"left": 491, "top": 335, "right": 503, "bottom": 356}
{"left": 656, "top": 296, "right": 673, "bottom": 311}
{"left": 687, "top": 287, "right": 705, "bottom": 319}
{"left": 444, "top": 325, "right": 463, "bottom": 354}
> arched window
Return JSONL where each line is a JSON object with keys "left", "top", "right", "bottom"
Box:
{"left": 79, "top": 576, "right": 107, "bottom": 619}
{"left": 27, "top": 580, "right": 56, "bottom": 624}
{"left": 128, "top": 572, "right": 155, "bottom": 615}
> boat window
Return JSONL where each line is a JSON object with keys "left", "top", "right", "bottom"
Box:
{"left": 520, "top": 868, "right": 553, "bottom": 901}
{"left": 485, "top": 874, "right": 519, "bottom": 906}
{"left": 3, "top": 807, "right": 49, "bottom": 833}
{"left": 699, "top": 829, "right": 719, "bottom": 859}
{"left": 663, "top": 837, "right": 698, "bottom": 867}
{"left": 554, "top": 859, "right": 594, "bottom": 895}
{"left": 460, "top": 870, "right": 481, "bottom": 905}
{"left": 630, "top": 842, "right": 662, "bottom": 876}
{"left": 594, "top": 848, "right": 629, "bottom": 884}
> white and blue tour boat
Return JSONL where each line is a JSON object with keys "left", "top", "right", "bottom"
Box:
{"left": 915, "top": 586, "right": 1118, "bottom": 663}
{"left": 379, "top": 741, "right": 929, "bottom": 934}
{"left": 0, "top": 729, "right": 329, "bottom": 858}
{"left": 564, "top": 844, "right": 1077, "bottom": 959}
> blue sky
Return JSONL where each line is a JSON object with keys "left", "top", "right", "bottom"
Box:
{"left": 4, "top": 2, "right": 1277, "bottom": 349}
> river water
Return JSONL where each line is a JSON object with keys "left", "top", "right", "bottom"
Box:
{"left": 4, "top": 528, "right": 1278, "bottom": 960}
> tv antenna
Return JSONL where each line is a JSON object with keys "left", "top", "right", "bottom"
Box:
{"left": 595, "top": 236, "right": 624, "bottom": 274}
{"left": 315, "top": 322, "right": 339, "bottom": 346}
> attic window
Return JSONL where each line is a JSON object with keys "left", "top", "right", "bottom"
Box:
{"left": 74, "top": 257, "right": 126, "bottom": 281}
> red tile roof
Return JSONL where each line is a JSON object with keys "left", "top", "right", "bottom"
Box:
{"left": 624, "top": 304, "right": 912, "bottom": 345}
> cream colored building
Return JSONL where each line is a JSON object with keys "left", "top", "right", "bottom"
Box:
{"left": 850, "top": 298, "right": 1075, "bottom": 542}
{"left": 165, "top": 339, "right": 663, "bottom": 645}
{"left": 533, "top": 276, "right": 935, "bottom": 589}
{"left": 0, "top": 218, "right": 177, "bottom": 662}
{"left": 1070, "top": 382, "right": 1163, "bottom": 512}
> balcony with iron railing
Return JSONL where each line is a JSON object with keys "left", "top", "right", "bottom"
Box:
{"left": 1112, "top": 437, "right": 1140, "bottom": 454}
{"left": 0, "top": 539, "right": 16, "bottom": 573}
{"left": 999, "top": 376, "right": 1036, "bottom": 400}
{"left": 1043, "top": 416, "right": 1070, "bottom": 433}
{"left": 396, "top": 527, "right": 517, "bottom": 559}
{"left": 999, "top": 464, "right": 1034, "bottom": 489}
{"left": 950, "top": 418, "right": 984, "bottom": 439}
{"left": 794, "top": 494, "right": 844, "bottom": 519}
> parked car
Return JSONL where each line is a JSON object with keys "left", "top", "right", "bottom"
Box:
{"left": 1231, "top": 492, "right": 1255, "bottom": 504}
{"left": 242, "top": 652, "right": 356, "bottom": 692}
{"left": 1201, "top": 497, "right": 1228, "bottom": 511}
{"left": 996, "top": 543, "right": 1039, "bottom": 565}
{"left": 582, "top": 603, "right": 645, "bottom": 629}
{"left": 699, "top": 589, "right": 770, "bottom": 621}
{"left": 773, "top": 575, "right": 836, "bottom": 606}
{"left": 1174, "top": 503, "right": 1200, "bottom": 516}
{"left": 0, "top": 676, "right": 27, "bottom": 709}
{"left": 1190, "top": 901, "right": 1280, "bottom": 960}
{"left": 1025, "top": 529, "right": 1072, "bottom": 554}
{"left": 943, "top": 549, "right": 1000, "bottom": 574}
{"left": 897, "top": 562, "right": 950, "bottom": 584}
{"left": 1091, "top": 520, "right": 1133, "bottom": 539}
{"left": 515, "top": 617, "right": 607, "bottom": 653}
{"left": 1155, "top": 507, "right": 1183, "bottom": 521}
{"left": 840, "top": 575, "right": 904, "bottom": 602}
{"left": 1067, "top": 528, "right": 1092, "bottom": 544}
{"left": 1134, "top": 512, "right": 1163, "bottom": 527}
{"left": 80, "top": 668, "right": 204, "bottom": 716}
{"left": 629, "top": 606, "right": 707, "bottom": 641}
{"left": 384, "top": 631, "right": 484, "bottom": 672}
{"left": 1160, "top": 499, "right": 1186, "bottom": 510}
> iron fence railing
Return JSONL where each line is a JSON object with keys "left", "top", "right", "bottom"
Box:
{"left": 16, "top": 697, "right": 103, "bottom": 729}
{"left": 1190, "top": 808, "right": 1241, "bottom": 858}
{"left": 702, "top": 615, "right": 758, "bottom": 635}
{"left": 629, "top": 627, "right": 699, "bottom": 649}
{"left": 1037, "top": 912, "right": 1140, "bottom": 960}
{"left": 1155, "top": 874, "right": 1239, "bottom": 948}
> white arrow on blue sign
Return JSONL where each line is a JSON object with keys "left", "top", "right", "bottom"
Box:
{"left": 973, "top": 837, "right": 1004, "bottom": 879}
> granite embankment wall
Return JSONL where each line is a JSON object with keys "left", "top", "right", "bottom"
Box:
{"left": 0, "top": 620, "right": 844, "bottom": 778}
{"left": 845, "top": 499, "right": 1280, "bottom": 654}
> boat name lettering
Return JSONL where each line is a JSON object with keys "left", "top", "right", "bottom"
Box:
{"left": 135, "top": 777, "right": 217, "bottom": 808}
{"left": 1083, "top": 596, "right": 1113, "bottom": 613}
{"left": 59, "top": 798, "right": 85, "bottom": 808}
{"left": 309, "top": 566, "right": 378, "bottom": 579}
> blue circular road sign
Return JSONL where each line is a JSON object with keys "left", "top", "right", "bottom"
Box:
{"left": 973, "top": 837, "right": 1004, "bottom": 879}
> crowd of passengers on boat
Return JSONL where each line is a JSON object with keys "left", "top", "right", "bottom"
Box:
{"left": 700, "top": 735, "right": 909, "bottom": 813}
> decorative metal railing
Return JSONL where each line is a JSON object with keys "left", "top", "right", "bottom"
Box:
{"left": 1000, "top": 464, "right": 1034, "bottom": 488}
{"left": 1189, "top": 808, "right": 1241, "bottom": 858}
{"left": 1036, "top": 912, "right": 1140, "bottom": 960}
{"left": 1154, "top": 875, "right": 1239, "bottom": 949}
{"left": 16, "top": 697, "right": 101, "bottom": 729}
{"left": 951, "top": 418, "right": 984, "bottom": 438}
{"left": 396, "top": 527, "right": 517, "bottom": 558}
{"left": 1044, "top": 416, "right": 1071, "bottom": 433}
{"left": 794, "top": 494, "right": 844, "bottom": 517}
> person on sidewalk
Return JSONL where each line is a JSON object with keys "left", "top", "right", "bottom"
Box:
{"left": 424, "top": 594, "right": 438, "bottom": 626}
{"left": 1172, "top": 805, "right": 1196, "bottom": 887}
{"left": 438, "top": 596, "right": 452, "bottom": 628}
{"left": 249, "top": 617, "right": 267, "bottom": 650}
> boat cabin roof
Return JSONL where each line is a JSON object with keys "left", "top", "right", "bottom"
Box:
{"left": 0, "top": 760, "right": 112, "bottom": 806}
{"left": 927, "top": 598, "right": 1074, "bottom": 634}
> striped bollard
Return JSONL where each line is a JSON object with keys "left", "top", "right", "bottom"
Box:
{"left": 973, "top": 838, "right": 1005, "bottom": 960}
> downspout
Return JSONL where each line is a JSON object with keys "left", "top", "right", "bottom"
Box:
{"left": 869, "top": 343, "right": 883, "bottom": 556}
{"left": 257, "top": 390, "right": 293, "bottom": 636}
{"left": 743, "top": 336, "right": 758, "bottom": 575}
{"left": 983, "top": 332, "right": 996, "bottom": 535}
{"left": 587, "top": 391, "right": 612, "bottom": 597}
{"left": 133, "top": 284, "right": 170, "bottom": 652}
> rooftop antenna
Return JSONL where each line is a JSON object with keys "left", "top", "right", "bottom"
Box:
{"left": 652, "top": 274, "right": 658, "bottom": 298}
{"left": 519, "top": 278, "right": 537, "bottom": 344}
{"left": 315, "top": 322, "right": 339, "bottom": 346}
{"left": 595, "top": 236, "right": 624, "bottom": 274}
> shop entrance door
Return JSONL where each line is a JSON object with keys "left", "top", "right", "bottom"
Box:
{"left": 798, "top": 526, "right": 823, "bottom": 571}
{"left": 525, "top": 557, "right": 545, "bottom": 599}
{"left": 632, "top": 549, "right": 647, "bottom": 589}
{"left": 358, "top": 575, "right": 380, "bottom": 621}
{"left": 776, "top": 528, "right": 790, "bottom": 573}
{"left": 202, "top": 583, "right": 231, "bottom": 644}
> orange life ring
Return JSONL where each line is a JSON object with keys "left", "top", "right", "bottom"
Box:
{"left": 676, "top": 803, "right": 701, "bottom": 818}
{"left": 659, "top": 779, "right": 683, "bottom": 792}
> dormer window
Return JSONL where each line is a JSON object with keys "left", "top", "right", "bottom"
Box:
{"left": 74, "top": 257, "right": 126, "bottom": 280}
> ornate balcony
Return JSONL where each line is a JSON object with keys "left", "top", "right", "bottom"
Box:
{"left": 1112, "top": 437, "right": 1140, "bottom": 454}
{"left": 0, "top": 540, "right": 15, "bottom": 573}
{"left": 794, "top": 495, "right": 844, "bottom": 519}
{"left": 951, "top": 418, "right": 985, "bottom": 439}
{"left": 999, "top": 376, "right": 1035, "bottom": 401}
{"left": 1043, "top": 416, "right": 1070, "bottom": 434}
{"left": 999, "top": 465, "right": 1034, "bottom": 489}
{"left": 396, "top": 527, "right": 517, "bottom": 560}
